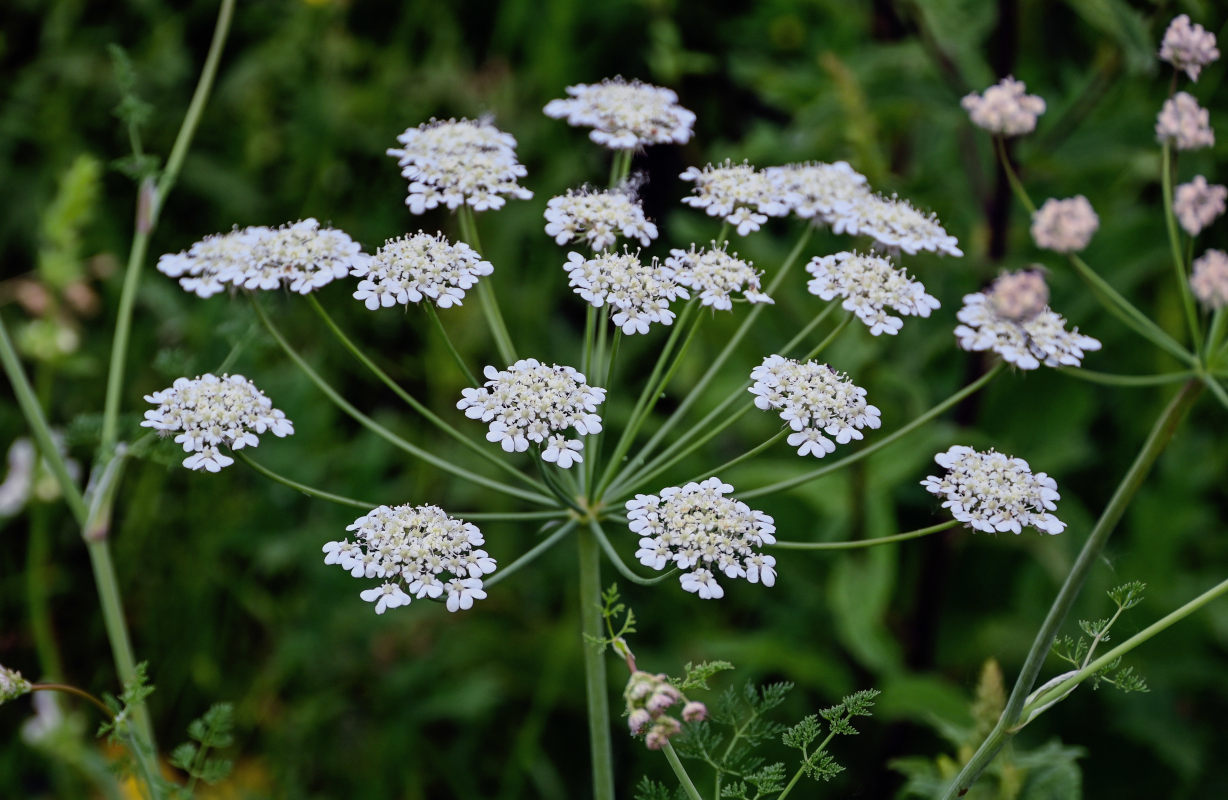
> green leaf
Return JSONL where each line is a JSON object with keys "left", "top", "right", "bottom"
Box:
{"left": 677, "top": 660, "right": 734, "bottom": 692}
{"left": 633, "top": 776, "right": 673, "bottom": 800}
{"left": 783, "top": 714, "right": 821, "bottom": 750}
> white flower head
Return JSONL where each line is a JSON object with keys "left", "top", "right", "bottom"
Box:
{"left": 141, "top": 373, "right": 294, "bottom": 472}
{"left": 456, "top": 358, "right": 606, "bottom": 467}
{"left": 954, "top": 275, "right": 1101, "bottom": 370}
{"left": 1160, "top": 15, "right": 1220, "bottom": 82}
{"left": 666, "top": 242, "right": 772, "bottom": 310}
{"left": 1031, "top": 196, "right": 1099, "bottom": 253}
{"left": 922, "top": 446, "right": 1065, "bottom": 534}
{"left": 543, "top": 77, "right": 696, "bottom": 149}
{"left": 1156, "top": 92, "right": 1215, "bottom": 151}
{"left": 158, "top": 219, "right": 368, "bottom": 297}
{"left": 680, "top": 160, "right": 789, "bottom": 236}
{"left": 544, "top": 185, "right": 658, "bottom": 250}
{"left": 627, "top": 477, "right": 777, "bottom": 599}
{"left": 987, "top": 269, "right": 1049, "bottom": 321}
{"left": 1174, "top": 176, "right": 1227, "bottom": 237}
{"left": 1190, "top": 249, "right": 1228, "bottom": 309}
{"left": 831, "top": 193, "right": 963, "bottom": 256}
{"left": 351, "top": 232, "right": 492, "bottom": 310}
{"left": 0, "top": 665, "right": 31, "bottom": 704}
{"left": 961, "top": 77, "right": 1046, "bottom": 136}
{"left": 564, "top": 248, "right": 688, "bottom": 334}
{"left": 749, "top": 356, "right": 881, "bottom": 458}
{"left": 324, "top": 504, "right": 495, "bottom": 615}
{"left": 764, "top": 161, "right": 871, "bottom": 223}
{"left": 387, "top": 117, "right": 533, "bottom": 213}
{"left": 805, "top": 251, "right": 940, "bottom": 335}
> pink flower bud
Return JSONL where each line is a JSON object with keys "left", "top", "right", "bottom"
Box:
{"left": 682, "top": 701, "right": 707, "bottom": 722}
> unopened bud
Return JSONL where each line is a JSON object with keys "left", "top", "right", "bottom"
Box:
{"left": 989, "top": 270, "right": 1049, "bottom": 321}
{"left": 682, "top": 701, "right": 707, "bottom": 722}
{"left": 628, "top": 708, "right": 652, "bottom": 735}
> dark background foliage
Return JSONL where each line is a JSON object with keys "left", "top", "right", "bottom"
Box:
{"left": 0, "top": 0, "right": 1225, "bottom": 797}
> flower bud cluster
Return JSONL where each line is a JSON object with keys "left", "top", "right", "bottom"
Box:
{"left": 387, "top": 118, "right": 533, "bottom": 213}
{"left": 624, "top": 670, "right": 707, "bottom": 750}
{"left": 665, "top": 242, "right": 772, "bottom": 310}
{"left": 157, "top": 219, "right": 369, "bottom": 298}
{"left": 142, "top": 374, "right": 294, "bottom": 472}
{"left": 749, "top": 356, "right": 881, "bottom": 458}
{"left": 1030, "top": 196, "right": 1099, "bottom": 253}
{"left": 544, "top": 186, "right": 658, "bottom": 250}
{"left": 1190, "top": 250, "right": 1228, "bottom": 309}
{"left": 565, "top": 249, "right": 689, "bottom": 334}
{"left": 1174, "top": 176, "right": 1227, "bottom": 237}
{"left": 1156, "top": 92, "right": 1215, "bottom": 151}
{"left": 1160, "top": 14, "right": 1220, "bottom": 82}
{"left": 544, "top": 78, "right": 696, "bottom": 149}
{"left": 805, "top": 251, "right": 940, "bottom": 335}
{"left": 351, "top": 232, "right": 492, "bottom": 310}
{"left": 922, "top": 446, "right": 1065, "bottom": 535}
{"left": 628, "top": 477, "right": 777, "bottom": 599}
{"left": 324, "top": 505, "right": 495, "bottom": 614}
{"left": 961, "top": 77, "right": 1046, "bottom": 136}
{"left": 457, "top": 359, "right": 605, "bottom": 468}
{"left": 680, "top": 160, "right": 789, "bottom": 236}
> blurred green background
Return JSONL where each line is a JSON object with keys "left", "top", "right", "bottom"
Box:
{"left": 1, "top": 0, "right": 1226, "bottom": 797}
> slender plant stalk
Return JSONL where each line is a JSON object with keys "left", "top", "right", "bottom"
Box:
{"left": 772, "top": 520, "right": 958, "bottom": 550}
{"left": 306, "top": 295, "right": 545, "bottom": 492}
{"left": 609, "top": 149, "right": 632, "bottom": 188}
{"left": 1059, "top": 367, "right": 1196, "bottom": 387}
{"left": 423, "top": 302, "right": 480, "bottom": 386}
{"left": 457, "top": 206, "right": 517, "bottom": 365}
{"left": 662, "top": 741, "right": 705, "bottom": 800}
{"left": 1160, "top": 140, "right": 1201, "bottom": 351}
{"left": 587, "top": 519, "right": 676, "bottom": 586}
{"left": 31, "top": 683, "right": 114, "bottom": 719}
{"left": 1206, "top": 308, "right": 1226, "bottom": 356}
{"left": 251, "top": 296, "right": 553, "bottom": 505}
{"left": 484, "top": 520, "right": 578, "bottom": 588}
{"left": 943, "top": 379, "right": 1203, "bottom": 799}
{"left": 1201, "top": 374, "right": 1228, "bottom": 410}
{"left": 684, "top": 430, "right": 786, "bottom": 484}
{"left": 740, "top": 363, "right": 1003, "bottom": 500}
{"left": 237, "top": 452, "right": 375, "bottom": 508}
{"left": 577, "top": 527, "right": 615, "bottom": 800}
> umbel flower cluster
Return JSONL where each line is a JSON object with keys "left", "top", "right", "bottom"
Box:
{"left": 624, "top": 670, "right": 706, "bottom": 750}
{"left": 1031, "top": 196, "right": 1099, "bottom": 253}
{"left": 923, "top": 446, "right": 1065, "bottom": 535}
{"left": 544, "top": 185, "right": 659, "bottom": 250}
{"left": 805, "top": 251, "right": 940, "bottom": 335}
{"left": 628, "top": 478, "right": 777, "bottom": 599}
{"left": 565, "top": 249, "right": 689, "bottom": 334}
{"left": 142, "top": 374, "right": 294, "bottom": 472}
{"left": 352, "top": 232, "right": 493, "bottom": 310}
{"left": 457, "top": 359, "right": 606, "bottom": 468}
{"left": 323, "top": 504, "right": 496, "bottom": 614}
{"left": 960, "top": 76, "right": 1047, "bottom": 137}
{"left": 749, "top": 356, "right": 882, "bottom": 458}
{"left": 157, "top": 218, "right": 369, "bottom": 298}
{"left": 544, "top": 77, "right": 696, "bottom": 149}
{"left": 665, "top": 242, "right": 772, "bottom": 309}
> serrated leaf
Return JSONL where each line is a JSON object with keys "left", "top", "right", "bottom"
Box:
{"left": 169, "top": 742, "right": 197, "bottom": 770}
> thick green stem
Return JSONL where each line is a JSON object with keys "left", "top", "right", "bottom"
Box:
{"left": 587, "top": 519, "right": 676, "bottom": 586}
{"left": 943, "top": 379, "right": 1203, "bottom": 799}
{"left": 423, "top": 302, "right": 479, "bottom": 386}
{"left": 1161, "top": 140, "right": 1202, "bottom": 351}
{"left": 740, "top": 363, "right": 1003, "bottom": 500}
{"left": 577, "top": 528, "right": 615, "bottom": 800}
{"left": 772, "top": 520, "right": 958, "bottom": 550}
{"left": 457, "top": 207, "right": 517, "bottom": 365}
{"left": 662, "top": 741, "right": 705, "bottom": 800}
{"left": 100, "top": 0, "right": 236, "bottom": 454}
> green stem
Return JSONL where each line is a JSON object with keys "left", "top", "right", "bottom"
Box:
{"left": 457, "top": 207, "right": 517, "bottom": 365}
{"left": 483, "top": 520, "right": 578, "bottom": 588}
{"left": 943, "top": 378, "right": 1203, "bottom": 799}
{"left": 1161, "top": 140, "right": 1202, "bottom": 352}
{"left": 685, "top": 430, "right": 786, "bottom": 484}
{"left": 577, "top": 527, "right": 615, "bottom": 800}
{"left": 237, "top": 451, "right": 374, "bottom": 509}
{"left": 307, "top": 295, "right": 544, "bottom": 492}
{"left": 423, "top": 302, "right": 479, "bottom": 386}
{"left": 609, "top": 149, "right": 632, "bottom": 188}
{"left": 777, "top": 729, "right": 839, "bottom": 800}
{"left": 28, "top": 503, "right": 65, "bottom": 680}
{"left": 741, "top": 363, "right": 1004, "bottom": 500}
{"left": 100, "top": 0, "right": 236, "bottom": 454}
{"left": 778, "top": 300, "right": 840, "bottom": 357}
{"left": 31, "top": 683, "right": 114, "bottom": 720}
{"left": 772, "top": 520, "right": 958, "bottom": 550}
{"left": 1018, "top": 575, "right": 1228, "bottom": 726}
{"left": 1059, "top": 367, "right": 1196, "bottom": 387}
{"left": 1206, "top": 308, "right": 1227, "bottom": 357}
{"left": 251, "top": 296, "right": 553, "bottom": 505}
{"left": 588, "top": 519, "right": 676, "bottom": 586}
{"left": 662, "top": 741, "right": 705, "bottom": 800}
{"left": 1201, "top": 374, "right": 1228, "bottom": 410}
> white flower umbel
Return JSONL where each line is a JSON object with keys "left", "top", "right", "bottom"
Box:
{"left": 543, "top": 77, "right": 696, "bottom": 149}
{"left": 1160, "top": 15, "right": 1220, "bottom": 82}
{"left": 544, "top": 186, "right": 658, "bottom": 250}
{"left": 1156, "top": 92, "right": 1215, "bottom": 151}
{"left": 157, "top": 219, "right": 367, "bottom": 297}
{"left": 666, "top": 242, "right": 772, "bottom": 310}
{"left": 922, "top": 446, "right": 1065, "bottom": 534}
{"left": 564, "top": 249, "right": 689, "bottom": 334}
{"left": 680, "top": 160, "right": 788, "bottom": 236}
{"left": 833, "top": 193, "right": 963, "bottom": 256}
{"left": 1174, "top": 176, "right": 1227, "bottom": 237}
{"left": 627, "top": 477, "right": 777, "bottom": 599}
{"left": 1030, "top": 196, "right": 1099, "bottom": 253}
{"left": 456, "top": 359, "right": 606, "bottom": 467}
{"left": 749, "top": 356, "right": 881, "bottom": 458}
{"left": 954, "top": 273, "right": 1102, "bottom": 370}
{"left": 765, "top": 161, "right": 871, "bottom": 224}
{"left": 351, "top": 232, "right": 492, "bottom": 310}
{"left": 323, "top": 504, "right": 495, "bottom": 614}
{"left": 142, "top": 373, "right": 294, "bottom": 472}
{"left": 387, "top": 117, "right": 533, "bottom": 213}
{"left": 1190, "top": 249, "right": 1228, "bottom": 309}
{"left": 961, "top": 77, "right": 1046, "bottom": 136}
{"left": 805, "top": 251, "right": 940, "bottom": 335}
